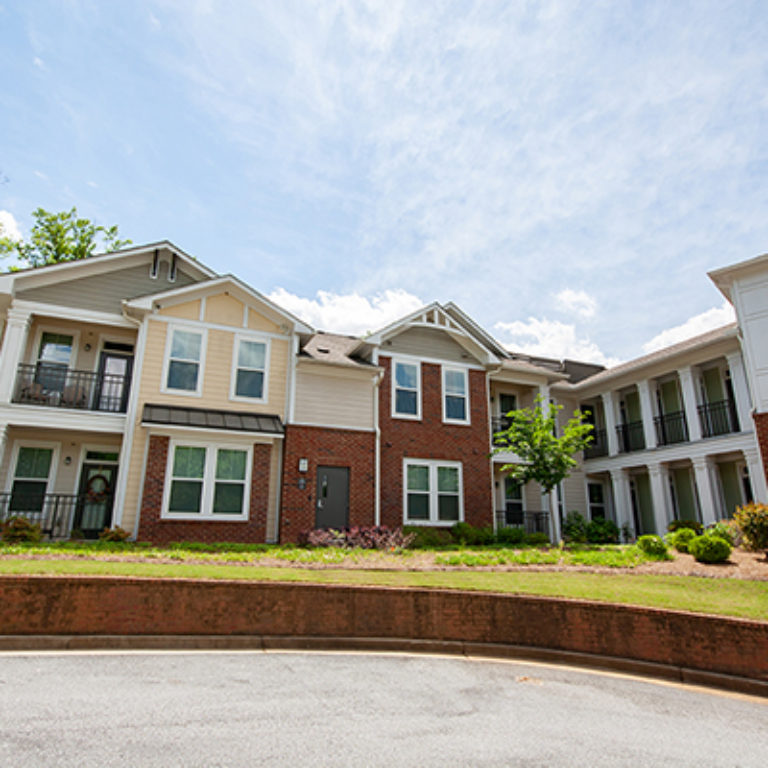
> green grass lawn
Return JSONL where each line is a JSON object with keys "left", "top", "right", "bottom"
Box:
{"left": 0, "top": 543, "right": 766, "bottom": 621}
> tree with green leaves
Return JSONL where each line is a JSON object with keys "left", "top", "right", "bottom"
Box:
{"left": 492, "top": 394, "right": 594, "bottom": 541}
{"left": 0, "top": 207, "right": 131, "bottom": 270}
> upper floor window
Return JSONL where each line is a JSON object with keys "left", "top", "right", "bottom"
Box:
{"left": 443, "top": 367, "right": 469, "bottom": 423}
{"left": 232, "top": 337, "right": 268, "bottom": 401}
{"left": 392, "top": 360, "right": 420, "bottom": 419}
{"left": 37, "top": 332, "right": 75, "bottom": 392}
{"left": 165, "top": 327, "right": 204, "bottom": 394}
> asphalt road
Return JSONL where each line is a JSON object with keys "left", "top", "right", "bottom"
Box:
{"left": 0, "top": 650, "right": 766, "bottom": 767}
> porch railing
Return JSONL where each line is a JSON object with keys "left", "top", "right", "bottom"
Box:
{"left": 583, "top": 428, "right": 608, "bottom": 459}
{"left": 698, "top": 399, "right": 739, "bottom": 438}
{"left": 654, "top": 410, "right": 689, "bottom": 445}
{"left": 616, "top": 421, "right": 645, "bottom": 453}
{"left": 491, "top": 416, "right": 513, "bottom": 447}
{"left": 0, "top": 492, "right": 114, "bottom": 538}
{"left": 12, "top": 364, "right": 131, "bottom": 413}
{"left": 495, "top": 509, "right": 549, "bottom": 535}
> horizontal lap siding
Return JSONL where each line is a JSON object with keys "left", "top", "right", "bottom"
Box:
{"left": 386, "top": 327, "right": 469, "bottom": 364}
{"left": 293, "top": 370, "right": 374, "bottom": 430}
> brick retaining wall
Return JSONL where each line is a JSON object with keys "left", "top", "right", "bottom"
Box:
{"left": 1, "top": 576, "right": 766, "bottom": 688}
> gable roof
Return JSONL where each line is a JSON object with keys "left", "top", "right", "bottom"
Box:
{"left": 299, "top": 331, "right": 376, "bottom": 369}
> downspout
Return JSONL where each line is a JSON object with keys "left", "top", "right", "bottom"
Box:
{"left": 487, "top": 363, "right": 504, "bottom": 533}
{"left": 276, "top": 333, "right": 300, "bottom": 542}
{"left": 373, "top": 368, "right": 384, "bottom": 527}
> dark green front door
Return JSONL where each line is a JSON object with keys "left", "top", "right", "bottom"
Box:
{"left": 73, "top": 462, "right": 117, "bottom": 538}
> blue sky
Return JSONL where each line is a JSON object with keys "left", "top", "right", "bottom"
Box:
{"left": 2, "top": 1, "right": 768, "bottom": 364}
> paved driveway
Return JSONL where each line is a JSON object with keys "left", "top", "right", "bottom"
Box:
{"left": 0, "top": 651, "right": 766, "bottom": 767}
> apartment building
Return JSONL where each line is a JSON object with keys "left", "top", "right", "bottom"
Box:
{"left": 0, "top": 242, "right": 766, "bottom": 543}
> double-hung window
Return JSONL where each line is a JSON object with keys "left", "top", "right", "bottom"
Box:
{"left": 36, "top": 332, "right": 75, "bottom": 392}
{"left": 165, "top": 442, "right": 250, "bottom": 520}
{"left": 392, "top": 360, "right": 420, "bottom": 419}
{"left": 232, "top": 337, "right": 268, "bottom": 401}
{"left": 403, "top": 459, "right": 463, "bottom": 525}
{"left": 442, "top": 367, "right": 469, "bottom": 424}
{"left": 165, "top": 327, "right": 204, "bottom": 394}
{"left": 10, "top": 445, "right": 54, "bottom": 515}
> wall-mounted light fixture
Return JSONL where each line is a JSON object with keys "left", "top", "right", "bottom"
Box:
{"left": 64, "top": 456, "right": 72, "bottom": 466}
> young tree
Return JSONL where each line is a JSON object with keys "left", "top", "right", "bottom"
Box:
{"left": 0, "top": 207, "right": 131, "bottom": 269}
{"left": 493, "top": 394, "right": 594, "bottom": 541}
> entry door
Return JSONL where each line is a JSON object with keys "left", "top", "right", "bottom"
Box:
{"left": 96, "top": 350, "right": 133, "bottom": 412}
{"left": 315, "top": 466, "right": 350, "bottom": 529}
{"left": 73, "top": 463, "right": 118, "bottom": 537}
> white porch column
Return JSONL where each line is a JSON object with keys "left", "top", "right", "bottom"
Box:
{"left": 0, "top": 308, "right": 32, "bottom": 403}
{"left": 538, "top": 383, "right": 550, "bottom": 409}
{"left": 726, "top": 351, "right": 753, "bottom": 433}
{"left": 692, "top": 456, "right": 719, "bottom": 526}
{"left": 601, "top": 391, "right": 619, "bottom": 456}
{"left": 743, "top": 446, "right": 768, "bottom": 503}
{"left": 678, "top": 366, "right": 702, "bottom": 442}
{"left": 609, "top": 468, "right": 633, "bottom": 538}
{"left": 0, "top": 423, "right": 8, "bottom": 469}
{"left": 636, "top": 379, "right": 657, "bottom": 450}
{"left": 548, "top": 486, "right": 561, "bottom": 543}
{"left": 647, "top": 463, "right": 671, "bottom": 535}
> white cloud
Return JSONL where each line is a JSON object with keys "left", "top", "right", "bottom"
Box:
{"left": 268, "top": 287, "right": 424, "bottom": 335}
{"left": 642, "top": 302, "right": 736, "bottom": 353}
{"left": 495, "top": 317, "right": 620, "bottom": 367}
{"left": 0, "top": 210, "right": 22, "bottom": 241}
{"left": 554, "top": 289, "right": 597, "bottom": 319}
{"left": 32, "top": 56, "right": 45, "bottom": 70}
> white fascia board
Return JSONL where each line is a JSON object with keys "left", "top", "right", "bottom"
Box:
{"left": 141, "top": 423, "right": 283, "bottom": 441}
{"left": 366, "top": 302, "right": 442, "bottom": 344}
{"left": 11, "top": 299, "right": 137, "bottom": 329}
{"left": 708, "top": 252, "right": 768, "bottom": 303}
{"left": 443, "top": 301, "right": 509, "bottom": 359}
{"left": 0, "top": 404, "right": 126, "bottom": 433}
{"left": 296, "top": 358, "right": 383, "bottom": 379}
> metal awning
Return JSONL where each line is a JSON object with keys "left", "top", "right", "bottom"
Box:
{"left": 141, "top": 404, "right": 284, "bottom": 435}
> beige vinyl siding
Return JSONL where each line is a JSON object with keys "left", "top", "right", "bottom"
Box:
{"left": 386, "top": 327, "right": 473, "bottom": 364}
{"left": 16, "top": 263, "right": 196, "bottom": 314}
{"left": 1, "top": 427, "right": 122, "bottom": 496}
{"left": 205, "top": 294, "right": 244, "bottom": 327}
{"left": 159, "top": 300, "right": 200, "bottom": 321}
{"left": 248, "top": 308, "right": 280, "bottom": 334}
{"left": 561, "top": 474, "right": 587, "bottom": 516}
{"left": 523, "top": 481, "right": 545, "bottom": 511}
{"left": 120, "top": 427, "right": 149, "bottom": 535}
{"left": 22, "top": 318, "right": 137, "bottom": 371}
{"left": 293, "top": 368, "right": 375, "bottom": 429}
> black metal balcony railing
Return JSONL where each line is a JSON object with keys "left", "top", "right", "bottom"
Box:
{"left": 491, "top": 416, "right": 513, "bottom": 447}
{"left": 583, "top": 428, "right": 608, "bottom": 459}
{"left": 12, "top": 364, "right": 131, "bottom": 413}
{"left": 0, "top": 492, "right": 115, "bottom": 538}
{"left": 698, "top": 399, "right": 739, "bottom": 438}
{"left": 654, "top": 410, "right": 689, "bottom": 446}
{"left": 495, "top": 509, "right": 549, "bottom": 535}
{"left": 616, "top": 421, "right": 645, "bottom": 453}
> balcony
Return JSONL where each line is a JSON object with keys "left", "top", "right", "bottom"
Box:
{"left": 698, "top": 399, "right": 739, "bottom": 438}
{"left": 616, "top": 421, "right": 645, "bottom": 453}
{"left": 654, "top": 410, "right": 689, "bottom": 446}
{"left": 0, "top": 491, "right": 115, "bottom": 538}
{"left": 491, "top": 415, "right": 513, "bottom": 447}
{"left": 495, "top": 509, "right": 549, "bottom": 535}
{"left": 12, "top": 364, "right": 131, "bottom": 413}
{"left": 584, "top": 428, "right": 608, "bottom": 459}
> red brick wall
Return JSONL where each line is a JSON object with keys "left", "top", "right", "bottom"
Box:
{"left": 379, "top": 356, "right": 493, "bottom": 529}
{"left": 137, "top": 435, "right": 272, "bottom": 544}
{"left": 1, "top": 576, "right": 766, "bottom": 687}
{"left": 753, "top": 412, "right": 768, "bottom": 493}
{"left": 280, "top": 425, "right": 376, "bottom": 541}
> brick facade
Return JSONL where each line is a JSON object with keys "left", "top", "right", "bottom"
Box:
{"left": 753, "top": 412, "right": 768, "bottom": 489}
{"left": 379, "top": 356, "right": 493, "bottom": 529}
{"left": 137, "top": 435, "right": 272, "bottom": 544}
{"left": 280, "top": 425, "right": 376, "bottom": 541}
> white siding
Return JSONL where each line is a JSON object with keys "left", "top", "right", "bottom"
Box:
{"left": 293, "top": 368, "right": 374, "bottom": 430}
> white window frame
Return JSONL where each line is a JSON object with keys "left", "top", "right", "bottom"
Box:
{"left": 229, "top": 333, "right": 270, "bottom": 404}
{"left": 442, "top": 365, "right": 470, "bottom": 425}
{"left": 161, "top": 439, "right": 252, "bottom": 522}
{"left": 5, "top": 440, "right": 60, "bottom": 502}
{"left": 391, "top": 358, "right": 421, "bottom": 420}
{"left": 402, "top": 458, "right": 464, "bottom": 526}
{"left": 31, "top": 325, "right": 80, "bottom": 369}
{"left": 161, "top": 325, "right": 207, "bottom": 397}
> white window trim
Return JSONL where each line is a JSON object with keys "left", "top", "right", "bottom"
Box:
{"left": 161, "top": 439, "right": 252, "bottom": 522}
{"left": 229, "top": 333, "right": 270, "bottom": 404}
{"left": 391, "top": 358, "right": 422, "bottom": 420}
{"left": 5, "top": 440, "right": 60, "bottom": 496}
{"left": 402, "top": 458, "right": 464, "bottom": 527}
{"left": 502, "top": 476, "right": 525, "bottom": 513}
{"left": 31, "top": 325, "right": 81, "bottom": 370}
{"left": 161, "top": 324, "right": 207, "bottom": 397}
{"left": 442, "top": 365, "right": 470, "bottom": 425}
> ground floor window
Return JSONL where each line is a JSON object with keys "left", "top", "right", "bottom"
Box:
{"left": 403, "top": 459, "right": 463, "bottom": 525}
{"left": 10, "top": 445, "right": 54, "bottom": 513}
{"left": 588, "top": 482, "right": 606, "bottom": 519}
{"left": 503, "top": 477, "right": 524, "bottom": 525}
{"left": 163, "top": 441, "right": 251, "bottom": 520}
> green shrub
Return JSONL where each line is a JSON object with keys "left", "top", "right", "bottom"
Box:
{"left": 734, "top": 503, "right": 768, "bottom": 554}
{"left": 563, "top": 512, "right": 587, "bottom": 543}
{"left": 637, "top": 534, "right": 668, "bottom": 558}
{"left": 585, "top": 518, "right": 619, "bottom": 544}
{"left": 705, "top": 521, "right": 736, "bottom": 547}
{"left": 2, "top": 516, "right": 42, "bottom": 544}
{"left": 402, "top": 526, "right": 454, "bottom": 549}
{"left": 525, "top": 532, "right": 551, "bottom": 547}
{"left": 667, "top": 527, "right": 697, "bottom": 553}
{"left": 667, "top": 519, "right": 703, "bottom": 535}
{"left": 689, "top": 534, "right": 732, "bottom": 564}
{"left": 496, "top": 526, "right": 525, "bottom": 545}
{"left": 450, "top": 522, "right": 494, "bottom": 546}
{"left": 98, "top": 526, "right": 130, "bottom": 542}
